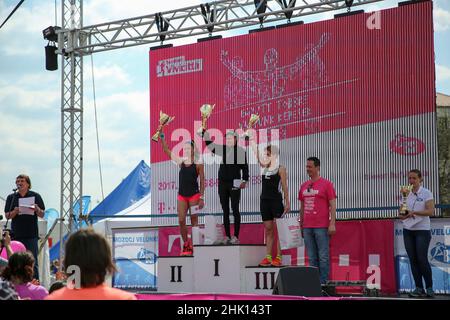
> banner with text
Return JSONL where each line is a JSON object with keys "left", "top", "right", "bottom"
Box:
{"left": 112, "top": 228, "right": 158, "bottom": 291}
{"left": 150, "top": 2, "right": 437, "bottom": 216}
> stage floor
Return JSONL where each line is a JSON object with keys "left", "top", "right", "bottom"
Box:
{"left": 134, "top": 292, "right": 450, "bottom": 300}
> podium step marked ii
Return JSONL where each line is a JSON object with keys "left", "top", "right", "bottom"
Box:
{"left": 158, "top": 244, "right": 268, "bottom": 293}
{"left": 158, "top": 256, "right": 194, "bottom": 293}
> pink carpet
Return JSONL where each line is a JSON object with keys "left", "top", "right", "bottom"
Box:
{"left": 136, "top": 293, "right": 352, "bottom": 300}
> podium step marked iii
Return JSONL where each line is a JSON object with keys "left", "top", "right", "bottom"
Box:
{"left": 245, "top": 267, "right": 281, "bottom": 295}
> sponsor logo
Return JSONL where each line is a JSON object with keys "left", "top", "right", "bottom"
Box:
{"left": 137, "top": 248, "right": 158, "bottom": 264}
{"left": 156, "top": 56, "right": 203, "bottom": 77}
{"left": 430, "top": 242, "right": 450, "bottom": 265}
{"left": 303, "top": 189, "right": 319, "bottom": 196}
{"left": 389, "top": 134, "right": 425, "bottom": 156}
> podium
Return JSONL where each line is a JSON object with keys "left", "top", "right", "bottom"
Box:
{"left": 193, "top": 244, "right": 266, "bottom": 293}
{"left": 158, "top": 244, "right": 267, "bottom": 293}
{"left": 158, "top": 256, "right": 194, "bottom": 293}
{"left": 244, "top": 267, "right": 281, "bottom": 295}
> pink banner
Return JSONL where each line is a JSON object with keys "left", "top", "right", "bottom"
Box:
{"left": 158, "top": 224, "right": 265, "bottom": 256}
{"left": 330, "top": 220, "right": 396, "bottom": 294}
{"left": 150, "top": 2, "right": 434, "bottom": 164}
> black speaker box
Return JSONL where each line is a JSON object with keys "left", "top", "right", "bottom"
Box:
{"left": 273, "top": 266, "right": 322, "bottom": 297}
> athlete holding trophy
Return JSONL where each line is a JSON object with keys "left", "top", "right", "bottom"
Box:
{"left": 199, "top": 106, "right": 249, "bottom": 245}
{"left": 152, "top": 109, "right": 205, "bottom": 256}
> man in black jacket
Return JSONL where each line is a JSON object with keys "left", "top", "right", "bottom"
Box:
{"left": 202, "top": 130, "right": 249, "bottom": 244}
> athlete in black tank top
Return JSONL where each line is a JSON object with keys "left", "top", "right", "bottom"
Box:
{"left": 261, "top": 168, "right": 282, "bottom": 200}
{"left": 160, "top": 132, "right": 205, "bottom": 256}
{"left": 179, "top": 162, "right": 200, "bottom": 197}
{"left": 250, "top": 137, "right": 291, "bottom": 267}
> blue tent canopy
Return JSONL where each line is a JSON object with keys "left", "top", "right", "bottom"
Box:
{"left": 43, "top": 208, "right": 59, "bottom": 233}
{"left": 49, "top": 234, "right": 68, "bottom": 263}
{"left": 49, "top": 160, "right": 150, "bottom": 261}
{"left": 89, "top": 160, "right": 151, "bottom": 223}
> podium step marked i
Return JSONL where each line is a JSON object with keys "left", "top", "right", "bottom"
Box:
{"left": 193, "top": 244, "right": 266, "bottom": 293}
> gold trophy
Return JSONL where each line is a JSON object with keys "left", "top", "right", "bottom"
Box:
{"left": 152, "top": 111, "right": 175, "bottom": 142}
{"left": 242, "top": 114, "right": 260, "bottom": 139}
{"left": 399, "top": 184, "right": 413, "bottom": 216}
{"left": 197, "top": 104, "right": 215, "bottom": 135}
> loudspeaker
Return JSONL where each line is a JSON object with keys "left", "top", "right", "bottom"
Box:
{"left": 272, "top": 266, "right": 322, "bottom": 297}
{"left": 45, "top": 44, "right": 58, "bottom": 71}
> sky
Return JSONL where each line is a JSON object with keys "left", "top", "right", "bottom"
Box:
{"left": 0, "top": 0, "right": 449, "bottom": 213}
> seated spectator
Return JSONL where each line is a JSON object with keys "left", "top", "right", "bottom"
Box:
{"left": 1, "top": 251, "right": 48, "bottom": 300}
{"left": 0, "top": 231, "right": 14, "bottom": 271}
{"left": 0, "top": 278, "right": 18, "bottom": 300}
{"left": 0, "top": 257, "right": 7, "bottom": 270}
{"left": 49, "top": 281, "right": 66, "bottom": 294}
{"left": 51, "top": 259, "right": 60, "bottom": 274}
{"left": 46, "top": 228, "right": 136, "bottom": 300}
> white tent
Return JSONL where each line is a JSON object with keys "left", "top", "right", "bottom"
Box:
{"left": 91, "top": 194, "right": 152, "bottom": 288}
{"left": 92, "top": 193, "right": 152, "bottom": 236}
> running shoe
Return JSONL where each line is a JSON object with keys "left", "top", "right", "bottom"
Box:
{"left": 259, "top": 255, "right": 272, "bottom": 267}
{"left": 271, "top": 255, "right": 283, "bottom": 267}
{"left": 408, "top": 287, "right": 426, "bottom": 298}
{"left": 180, "top": 242, "right": 191, "bottom": 256}
{"left": 230, "top": 236, "right": 240, "bottom": 244}
{"left": 425, "top": 287, "right": 435, "bottom": 298}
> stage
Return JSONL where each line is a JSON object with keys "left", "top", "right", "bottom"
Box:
{"left": 134, "top": 292, "right": 450, "bottom": 301}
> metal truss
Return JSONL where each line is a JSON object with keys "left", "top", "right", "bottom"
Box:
{"left": 68, "top": 0, "right": 385, "bottom": 54}
{"left": 58, "top": 0, "right": 84, "bottom": 262}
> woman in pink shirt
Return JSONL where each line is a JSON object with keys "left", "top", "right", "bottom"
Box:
{"left": 46, "top": 229, "right": 136, "bottom": 300}
{"left": 1, "top": 251, "right": 48, "bottom": 300}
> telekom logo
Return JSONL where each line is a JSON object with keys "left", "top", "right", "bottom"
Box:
{"left": 389, "top": 134, "right": 426, "bottom": 156}
{"left": 156, "top": 56, "right": 203, "bottom": 77}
